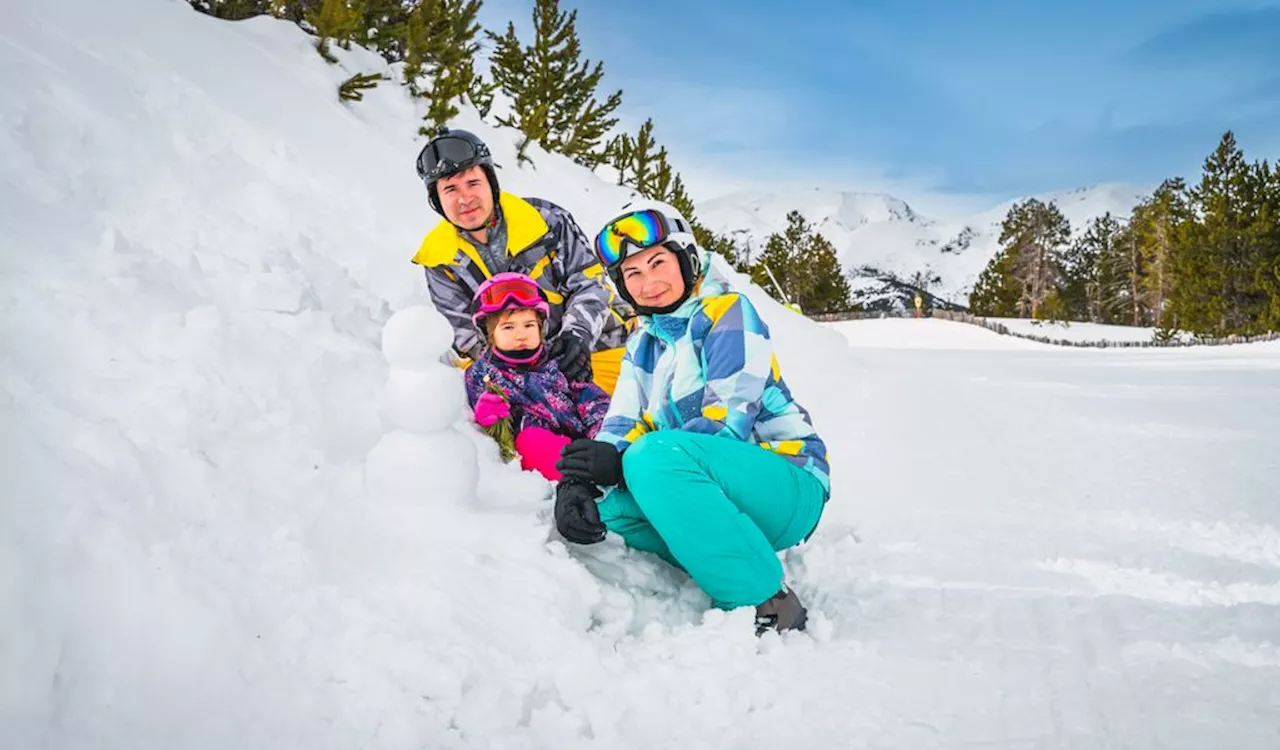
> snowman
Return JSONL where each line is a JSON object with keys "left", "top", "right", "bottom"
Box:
{"left": 364, "top": 306, "right": 478, "bottom": 507}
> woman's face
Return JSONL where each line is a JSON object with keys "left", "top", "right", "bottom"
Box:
{"left": 489, "top": 308, "right": 542, "bottom": 351}
{"left": 620, "top": 245, "right": 685, "bottom": 309}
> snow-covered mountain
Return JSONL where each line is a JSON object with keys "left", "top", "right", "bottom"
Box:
{"left": 700, "top": 183, "right": 1149, "bottom": 310}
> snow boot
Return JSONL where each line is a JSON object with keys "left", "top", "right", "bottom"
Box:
{"left": 754, "top": 587, "right": 807, "bottom": 636}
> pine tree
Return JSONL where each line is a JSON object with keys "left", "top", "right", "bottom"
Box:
{"left": 604, "top": 132, "right": 636, "bottom": 185}
{"left": 1173, "top": 131, "right": 1257, "bottom": 335}
{"left": 561, "top": 91, "right": 624, "bottom": 168}
{"left": 1130, "top": 179, "right": 1187, "bottom": 328}
{"left": 693, "top": 222, "right": 747, "bottom": 272}
{"left": 338, "top": 72, "right": 386, "bottom": 101}
{"left": 191, "top": 0, "right": 271, "bottom": 18}
{"left": 603, "top": 119, "right": 694, "bottom": 219}
{"left": 604, "top": 118, "right": 748, "bottom": 276}
{"left": 604, "top": 119, "right": 660, "bottom": 189}
{"left": 664, "top": 174, "right": 694, "bottom": 219}
{"left": 421, "top": 0, "right": 482, "bottom": 132}
{"left": 1240, "top": 158, "right": 1280, "bottom": 333}
{"left": 487, "top": 0, "right": 622, "bottom": 165}
{"left": 647, "top": 148, "right": 676, "bottom": 203}
{"left": 798, "top": 231, "right": 852, "bottom": 314}
{"left": 402, "top": 0, "right": 482, "bottom": 133}
{"left": 1250, "top": 160, "right": 1280, "bottom": 331}
{"left": 1062, "top": 212, "right": 1121, "bottom": 322}
{"left": 997, "top": 198, "right": 1072, "bottom": 318}
{"left": 360, "top": 0, "right": 412, "bottom": 62}
{"left": 969, "top": 248, "right": 1020, "bottom": 317}
{"left": 307, "top": 0, "right": 363, "bottom": 62}
{"left": 751, "top": 212, "right": 807, "bottom": 307}
{"left": 467, "top": 73, "right": 498, "bottom": 119}
{"left": 402, "top": 6, "right": 429, "bottom": 88}
{"left": 267, "top": 0, "right": 319, "bottom": 23}
{"left": 486, "top": 21, "right": 537, "bottom": 155}
{"left": 631, "top": 123, "right": 661, "bottom": 195}
{"left": 750, "top": 211, "right": 850, "bottom": 313}
{"left": 1095, "top": 219, "right": 1138, "bottom": 325}
{"left": 644, "top": 148, "right": 697, "bottom": 221}
{"left": 1120, "top": 218, "right": 1149, "bottom": 326}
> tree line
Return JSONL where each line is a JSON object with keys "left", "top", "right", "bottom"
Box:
{"left": 971, "top": 131, "right": 1279, "bottom": 337}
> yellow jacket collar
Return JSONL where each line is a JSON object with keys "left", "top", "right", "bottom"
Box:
{"left": 411, "top": 192, "right": 550, "bottom": 268}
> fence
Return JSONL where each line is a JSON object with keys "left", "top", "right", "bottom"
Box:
{"left": 813, "top": 309, "right": 1280, "bottom": 349}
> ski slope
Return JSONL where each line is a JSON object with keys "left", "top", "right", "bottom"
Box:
{"left": 983, "top": 318, "right": 1176, "bottom": 345}
{"left": 3, "top": 1, "right": 1279, "bottom": 748}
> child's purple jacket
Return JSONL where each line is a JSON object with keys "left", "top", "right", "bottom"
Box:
{"left": 463, "top": 350, "right": 610, "bottom": 439}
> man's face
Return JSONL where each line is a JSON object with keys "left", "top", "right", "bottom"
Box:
{"left": 437, "top": 165, "right": 494, "bottom": 231}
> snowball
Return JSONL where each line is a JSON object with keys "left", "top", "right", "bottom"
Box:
{"left": 364, "top": 429, "right": 478, "bottom": 507}
{"left": 382, "top": 366, "right": 466, "bottom": 434}
{"left": 381, "top": 305, "right": 454, "bottom": 371}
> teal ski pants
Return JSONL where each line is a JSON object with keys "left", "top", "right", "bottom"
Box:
{"left": 597, "top": 430, "right": 826, "bottom": 609}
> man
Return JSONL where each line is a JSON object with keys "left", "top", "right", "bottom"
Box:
{"left": 410, "top": 127, "right": 633, "bottom": 394}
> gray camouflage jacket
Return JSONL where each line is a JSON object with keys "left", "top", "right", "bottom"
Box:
{"left": 412, "top": 192, "right": 633, "bottom": 362}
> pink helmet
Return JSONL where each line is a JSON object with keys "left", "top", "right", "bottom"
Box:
{"left": 470, "top": 272, "right": 550, "bottom": 327}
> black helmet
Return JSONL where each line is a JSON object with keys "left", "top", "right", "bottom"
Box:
{"left": 415, "top": 126, "right": 500, "bottom": 216}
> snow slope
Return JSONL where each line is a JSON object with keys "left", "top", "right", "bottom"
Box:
{"left": 831, "top": 318, "right": 1051, "bottom": 351}
{"left": 984, "top": 318, "right": 1171, "bottom": 344}
{"left": 4, "top": 2, "right": 1279, "bottom": 749}
{"left": 700, "top": 184, "right": 1147, "bottom": 309}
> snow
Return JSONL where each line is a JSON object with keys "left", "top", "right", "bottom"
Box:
{"left": 830, "top": 318, "right": 1053, "bottom": 350}
{"left": 370, "top": 306, "right": 476, "bottom": 504}
{"left": 382, "top": 305, "right": 457, "bottom": 370}
{"left": 984, "top": 318, "right": 1172, "bottom": 344}
{"left": 3, "top": 1, "right": 1279, "bottom": 749}
{"left": 380, "top": 306, "right": 468, "bottom": 433}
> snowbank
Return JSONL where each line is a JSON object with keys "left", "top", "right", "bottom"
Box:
{"left": 985, "top": 318, "right": 1167, "bottom": 344}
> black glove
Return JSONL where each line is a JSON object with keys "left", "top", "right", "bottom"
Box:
{"left": 548, "top": 331, "right": 592, "bottom": 383}
{"left": 556, "top": 439, "right": 625, "bottom": 487}
{"left": 554, "top": 481, "right": 606, "bottom": 544}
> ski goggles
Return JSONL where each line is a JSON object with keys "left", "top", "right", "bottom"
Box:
{"left": 473, "top": 276, "right": 546, "bottom": 315}
{"left": 594, "top": 209, "right": 692, "bottom": 269}
{"left": 416, "top": 136, "right": 490, "bottom": 181}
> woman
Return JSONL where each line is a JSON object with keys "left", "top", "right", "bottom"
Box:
{"left": 554, "top": 201, "right": 830, "bottom": 636}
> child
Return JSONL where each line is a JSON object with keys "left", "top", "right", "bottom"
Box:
{"left": 463, "top": 272, "right": 611, "bottom": 481}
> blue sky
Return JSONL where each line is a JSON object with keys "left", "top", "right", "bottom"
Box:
{"left": 481, "top": 1, "right": 1280, "bottom": 216}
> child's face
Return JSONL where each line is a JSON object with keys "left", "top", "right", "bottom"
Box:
{"left": 490, "top": 308, "right": 542, "bottom": 352}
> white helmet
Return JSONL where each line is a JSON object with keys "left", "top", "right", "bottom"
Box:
{"left": 595, "top": 198, "right": 704, "bottom": 313}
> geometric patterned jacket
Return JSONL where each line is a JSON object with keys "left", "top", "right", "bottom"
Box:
{"left": 595, "top": 259, "right": 831, "bottom": 495}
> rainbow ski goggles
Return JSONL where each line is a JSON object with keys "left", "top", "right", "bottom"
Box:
{"left": 593, "top": 208, "right": 692, "bottom": 269}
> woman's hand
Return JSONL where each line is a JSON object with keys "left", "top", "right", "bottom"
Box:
{"left": 554, "top": 481, "right": 606, "bottom": 544}
{"left": 473, "top": 391, "right": 511, "bottom": 427}
{"left": 556, "top": 439, "right": 624, "bottom": 487}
